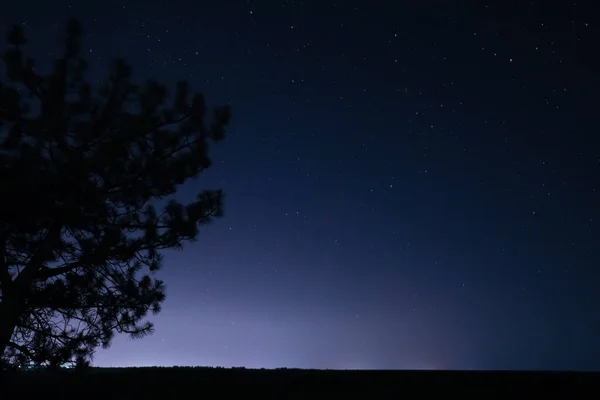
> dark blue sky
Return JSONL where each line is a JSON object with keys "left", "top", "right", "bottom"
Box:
{"left": 2, "top": 0, "right": 599, "bottom": 370}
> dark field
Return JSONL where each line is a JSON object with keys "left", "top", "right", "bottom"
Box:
{"left": 3, "top": 367, "right": 598, "bottom": 397}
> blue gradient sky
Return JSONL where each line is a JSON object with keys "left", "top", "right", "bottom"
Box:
{"left": 2, "top": 0, "right": 599, "bottom": 370}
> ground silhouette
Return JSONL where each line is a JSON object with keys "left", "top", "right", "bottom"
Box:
{"left": 3, "top": 366, "right": 598, "bottom": 397}
{"left": 0, "top": 19, "right": 231, "bottom": 368}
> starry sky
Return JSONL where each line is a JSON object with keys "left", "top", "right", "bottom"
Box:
{"left": 2, "top": 0, "right": 599, "bottom": 371}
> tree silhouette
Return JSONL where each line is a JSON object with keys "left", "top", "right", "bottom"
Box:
{"left": 0, "top": 20, "right": 231, "bottom": 368}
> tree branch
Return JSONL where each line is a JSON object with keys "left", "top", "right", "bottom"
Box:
{"left": 14, "top": 221, "right": 63, "bottom": 290}
{"left": 7, "top": 340, "right": 34, "bottom": 359}
{"left": 37, "top": 261, "right": 82, "bottom": 280}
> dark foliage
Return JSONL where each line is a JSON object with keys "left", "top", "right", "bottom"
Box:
{"left": 0, "top": 20, "right": 231, "bottom": 368}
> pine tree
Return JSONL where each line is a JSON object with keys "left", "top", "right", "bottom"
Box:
{"left": 0, "top": 19, "right": 231, "bottom": 368}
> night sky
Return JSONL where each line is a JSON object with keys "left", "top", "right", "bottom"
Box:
{"left": 2, "top": 0, "right": 599, "bottom": 371}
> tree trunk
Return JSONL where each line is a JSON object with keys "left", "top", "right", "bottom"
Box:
{"left": 0, "top": 294, "right": 21, "bottom": 360}
{"left": 0, "top": 263, "right": 41, "bottom": 360}
{"left": 0, "top": 237, "right": 15, "bottom": 358}
{"left": 0, "top": 222, "right": 63, "bottom": 362}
